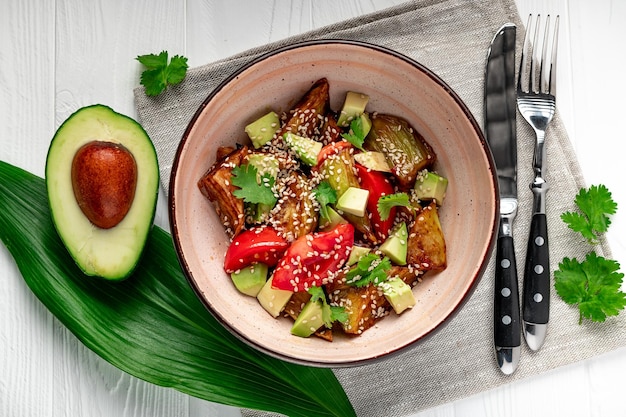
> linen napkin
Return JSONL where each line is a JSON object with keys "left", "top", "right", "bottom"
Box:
{"left": 133, "top": 0, "right": 626, "bottom": 416}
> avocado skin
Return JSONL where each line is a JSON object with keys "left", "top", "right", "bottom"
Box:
{"left": 45, "top": 104, "right": 159, "bottom": 281}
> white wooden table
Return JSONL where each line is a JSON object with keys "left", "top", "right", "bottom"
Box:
{"left": 1, "top": 1, "right": 625, "bottom": 416}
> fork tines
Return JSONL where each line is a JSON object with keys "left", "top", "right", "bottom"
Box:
{"left": 518, "top": 14, "right": 560, "bottom": 96}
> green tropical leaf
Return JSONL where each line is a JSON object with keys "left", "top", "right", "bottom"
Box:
{"left": 0, "top": 160, "right": 355, "bottom": 417}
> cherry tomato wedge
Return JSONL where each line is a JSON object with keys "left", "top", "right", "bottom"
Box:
{"left": 272, "top": 223, "right": 355, "bottom": 292}
{"left": 223, "top": 226, "right": 289, "bottom": 273}
{"left": 316, "top": 140, "right": 353, "bottom": 166}
{"left": 355, "top": 163, "right": 396, "bottom": 241}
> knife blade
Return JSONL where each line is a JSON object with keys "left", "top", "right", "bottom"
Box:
{"left": 484, "top": 23, "right": 520, "bottom": 375}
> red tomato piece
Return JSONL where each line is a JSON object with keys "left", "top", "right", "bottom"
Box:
{"left": 316, "top": 140, "right": 353, "bottom": 166}
{"left": 355, "top": 163, "right": 396, "bottom": 241}
{"left": 223, "top": 226, "right": 289, "bottom": 273}
{"left": 272, "top": 223, "right": 355, "bottom": 292}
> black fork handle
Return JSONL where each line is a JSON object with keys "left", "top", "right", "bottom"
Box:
{"left": 523, "top": 213, "right": 550, "bottom": 324}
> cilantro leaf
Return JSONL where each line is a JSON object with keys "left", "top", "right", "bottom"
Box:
{"left": 329, "top": 306, "right": 349, "bottom": 325}
{"left": 136, "top": 51, "right": 189, "bottom": 96}
{"left": 307, "top": 286, "right": 347, "bottom": 327}
{"left": 345, "top": 253, "right": 391, "bottom": 287}
{"left": 341, "top": 117, "right": 366, "bottom": 150}
{"left": 561, "top": 184, "right": 617, "bottom": 244}
{"left": 314, "top": 181, "right": 337, "bottom": 222}
{"left": 307, "top": 286, "right": 325, "bottom": 303}
{"left": 554, "top": 252, "right": 626, "bottom": 324}
{"left": 231, "top": 164, "right": 277, "bottom": 206}
{"left": 561, "top": 212, "right": 595, "bottom": 243}
{"left": 136, "top": 51, "right": 168, "bottom": 69}
{"left": 166, "top": 55, "right": 189, "bottom": 84}
{"left": 377, "top": 192, "right": 412, "bottom": 221}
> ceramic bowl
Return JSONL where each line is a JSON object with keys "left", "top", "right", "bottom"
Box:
{"left": 169, "top": 40, "right": 498, "bottom": 367}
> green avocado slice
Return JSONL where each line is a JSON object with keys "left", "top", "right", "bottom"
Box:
{"left": 291, "top": 299, "right": 325, "bottom": 337}
{"left": 45, "top": 104, "right": 159, "bottom": 280}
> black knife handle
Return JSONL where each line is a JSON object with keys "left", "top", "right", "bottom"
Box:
{"left": 523, "top": 213, "right": 550, "bottom": 324}
{"left": 494, "top": 234, "right": 521, "bottom": 348}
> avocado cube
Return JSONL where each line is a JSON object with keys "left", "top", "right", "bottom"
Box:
{"left": 283, "top": 132, "right": 323, "bottom": 166}
{"left": 291, "top": 299, "right": 325, "bottom": 338}
{"left": 257, "top": 276, "right": 293, "bottom": 318}
{"left": 231, "top": 263, "right": 268, "bottom": 297}
{"left": 319, "top": 206, "right": 348, "bottom": 230}
{"left": 358, "top": 113, "right": 372, "bottom": 137}
{"left": 246, "top": 153, "right": 280, "bottom": 180}
{"left": 337, "top": 91, "right": 369, "bottom": 127}
{"left": 336, "top": 186, "right": 369, "bottom": 217}
{"left": 353, "top": 151, "right": 391, "bottom": 172}
{"left": 379, "top": 222, "right": 408, "bottom": 265}
{"left": 347, "top": 245, "right": 371, "bottom": 266}
{"left": 381, "top": 277, "right": 415, "bottom": 314}
{"left": 415, "top": 171, "right": 448, "bottom": 205}
{"left": 245, "top": 111, "right": 281, "bottom": 148}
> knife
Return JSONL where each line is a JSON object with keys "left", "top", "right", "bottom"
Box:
{"left": 484, "top": 23, "right": 520, "bottom": 375}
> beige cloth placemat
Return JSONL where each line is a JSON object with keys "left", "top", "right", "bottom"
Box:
{"left": 133, "top": 0, "right": 625, "bottom": 416}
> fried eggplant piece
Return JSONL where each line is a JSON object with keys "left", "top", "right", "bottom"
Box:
{"left": 314, "top": 328, "right": 334, "bottom": 342}
{"left": 215, "top": 145, "right": 237, "bottom": 161}
{"left": 279, "top": 78, "right": 330, "bottom": 139}
{"left": 364, "top": 114, "right": 436, "bottom": 189}
{"left": 326, "top": 272, "right": 390, "bottom": 335}
{"left": 407, "top": 201, "right": 447, "bottom": 271}
{"left": 197, "top": 146, "right": 249, "bottom": 238}
{"left": 320, "top": 114, "right": 342, "bottom": 145}
{"left": 283, "top": 291, "right": 311, "bottom": 321}
{"left": 267, "top": 171, "right": 319, "bottom": 242}
{"left": 388, "top": 265, "right": 422, "bottom": 287}
{"left": 327, "top": 264, "right": 422, "bottom": 335}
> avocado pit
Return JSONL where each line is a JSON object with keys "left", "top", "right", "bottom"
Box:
{"left": 71, "top": 140, "right": 137, "bottom": 229}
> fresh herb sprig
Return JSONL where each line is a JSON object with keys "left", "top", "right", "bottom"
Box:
{"left": 555, "top": 184, "right": 625, "bottom": 324}
{"left": 377, "top": 192, "right": 412, "bottom": 221}
{"left": 136, "top": 51, "right": 188, "bottom": 96}
{"left": 561, "top": 184, "right": 617, "bottom": 244}
{"left": 231, "top": 164, "right": 277, "bottom": 206}
{"left": 314, "top": 181, "right": 337, "bottom": 223}
{"left": 341, "top": 117, "right": 367, "bottom": 150}
{"left": 308, "top": 286, "right": 348, "bottom": 327}
{"left": 555, "top": 252, "right": 625, "bottom": 324}
{"left": 345, "top": 253, "right": 392, "bottom": 287}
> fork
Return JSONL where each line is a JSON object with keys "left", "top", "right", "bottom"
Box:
{"left": 517, "top": 14, "right": 559, "bottom": 352}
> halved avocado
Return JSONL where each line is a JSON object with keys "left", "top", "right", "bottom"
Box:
{"left": 45, "top": 104, "right": 159, "bottom": 280}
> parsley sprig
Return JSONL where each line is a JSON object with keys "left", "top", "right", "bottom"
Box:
{"left": 231, "top": 164, "right": 277, "bottom": 206}
{"left": 555, "top": 184, "right": 625, "bottom": 324}
{"left": 136, "top": 51, "right": 189, "bottom": 96}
